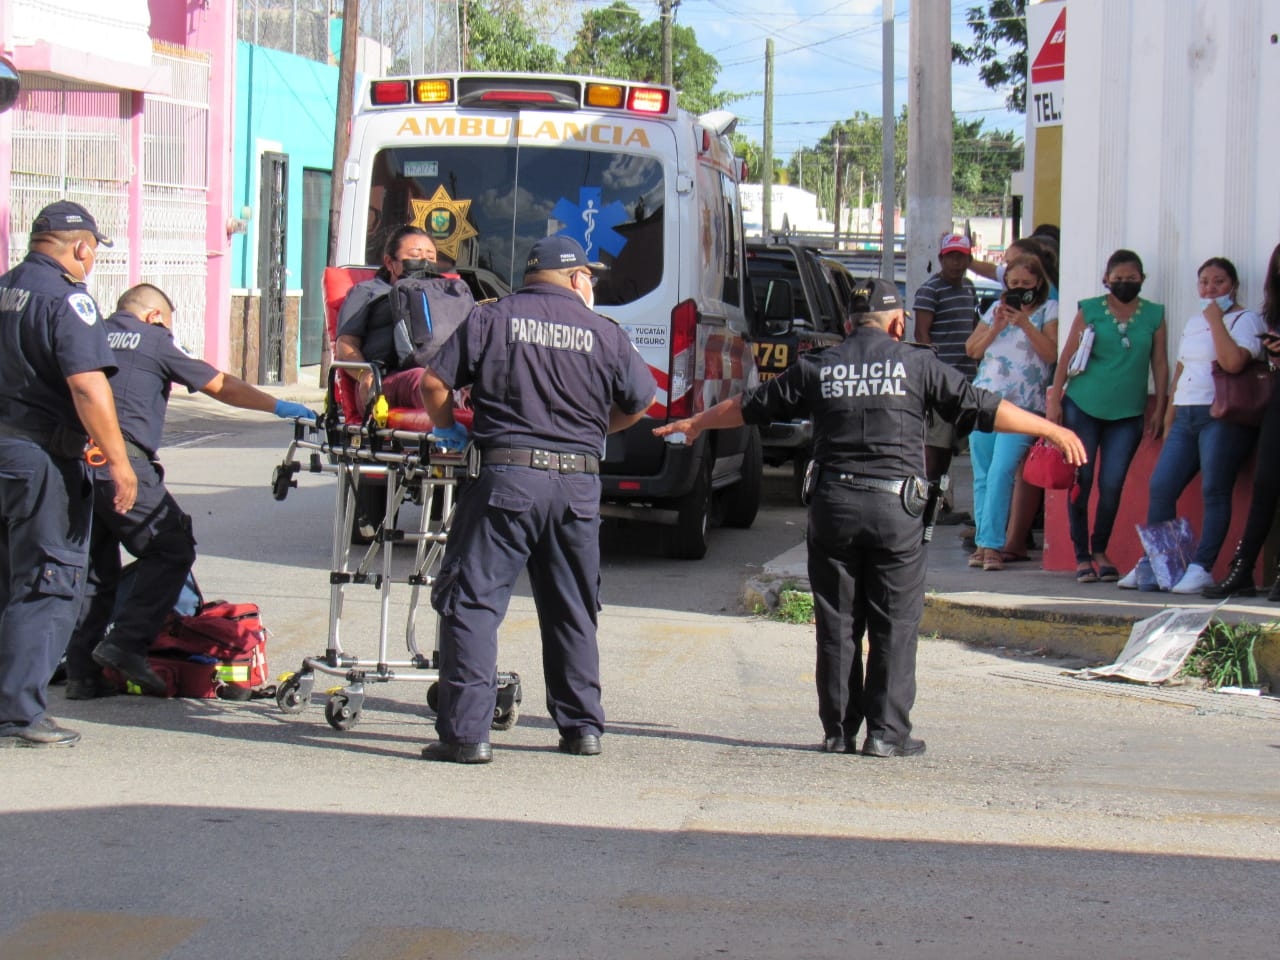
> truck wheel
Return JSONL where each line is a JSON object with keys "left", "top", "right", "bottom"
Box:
{"left": 662, "top": 456, "right": 712, "bottom": 560}
{"left": 721, "top": 427, "right": 762, "bottom": 529}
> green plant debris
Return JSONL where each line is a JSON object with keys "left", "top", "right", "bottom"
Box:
{"left": 1180, "top": 618, "right": 1269, "bottom": 689}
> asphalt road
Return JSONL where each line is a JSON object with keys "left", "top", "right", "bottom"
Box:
{"left": 2, "top": 399, "right": 1276, "bottom": 959}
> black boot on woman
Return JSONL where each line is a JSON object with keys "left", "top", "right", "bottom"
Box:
{"left": 1202, "top": 554, "right": 1257, "bottom": 599}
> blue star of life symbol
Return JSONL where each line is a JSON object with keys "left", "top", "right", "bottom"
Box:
{"left": 550, "top": 188, "right": 628, "bottom": 261}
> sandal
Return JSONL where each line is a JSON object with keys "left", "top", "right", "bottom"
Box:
{"left": 999, "top": 551, "right": 1031, "bottom": 563}
{"left": 983, "top": 549, "right": 1004, "bottom": 571}
{"left": 967, "top": 549, "right": 985, "bottom": 568}
{"left": 1076, "top": 562, "right": 1099, "bottom": 583}
{"left": 1093, "top": 554, "right": 1120, "bottom": 582}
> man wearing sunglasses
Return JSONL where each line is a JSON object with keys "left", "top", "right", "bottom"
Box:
{"left": 418, "top": 235, "right": 656, "bottom": 764}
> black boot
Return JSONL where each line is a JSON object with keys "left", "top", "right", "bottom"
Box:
{"left": 1201, "top": 554, "right": 1256, "bottom": 598}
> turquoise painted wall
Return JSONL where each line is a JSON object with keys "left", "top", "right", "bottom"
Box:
{"left": 231, "top": 41, "right": 338, "bottom": 290}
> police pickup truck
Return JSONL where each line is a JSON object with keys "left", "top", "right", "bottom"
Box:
{"left": 745, "top": 240, "right": 856, "bottom": 496}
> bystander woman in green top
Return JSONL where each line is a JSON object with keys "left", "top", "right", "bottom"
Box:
{"left": 1046, "top": 249, "right": 1169, "bottom": 583}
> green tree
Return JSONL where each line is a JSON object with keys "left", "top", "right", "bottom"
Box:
{"left": 562, "top": 1, "right": 740, "bottom": 115}
{"left": 952, "top": 0, "right": 1029, "bottom": 114}
{"left": 952, "top": 119, "right": 1022, "bottom": 217}
{"left": 464, "top": 0, "right": 562, "bottom": 72}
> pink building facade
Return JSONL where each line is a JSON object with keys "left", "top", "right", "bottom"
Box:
{"left": 0, "top": 0, "right": 236, "bottom": 369}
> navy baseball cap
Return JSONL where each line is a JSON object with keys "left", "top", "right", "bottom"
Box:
{"left": 851, "top": 277, "right": 904, "bottom": 314}
{"left": 526, "top": 234, "right": 592, "bottom": 272}
{"left": 31, "top": 200, "right": 113, "bottom": 247}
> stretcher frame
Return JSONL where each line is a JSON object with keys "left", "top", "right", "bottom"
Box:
{"left": 270, "top": 361, "right": 521, "bottom": 731}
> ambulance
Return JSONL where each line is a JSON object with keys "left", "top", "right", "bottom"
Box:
{"left": 336, "top": 73, "right": 763, "bottom": 559}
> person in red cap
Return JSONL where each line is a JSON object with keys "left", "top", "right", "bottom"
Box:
{"left": 913, "top": 233, "right": 979, "bottom": 518}
{"left": 0, "top": 200, "right": 137, "bottom": 747}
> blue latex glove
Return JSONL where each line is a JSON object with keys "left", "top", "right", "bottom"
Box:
{"left": 432, "top": 421, "right": 469, "bottom": 452}
{"left": 274, "top": 399, "right": 318, "bottom": 422}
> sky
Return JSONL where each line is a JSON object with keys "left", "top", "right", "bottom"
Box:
{"left": 573, "top": 0, "right": 1028, "bottom": 159}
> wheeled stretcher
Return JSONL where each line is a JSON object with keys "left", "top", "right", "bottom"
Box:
{"left": 267, "top": 297, "right": 522, "bottom": 733}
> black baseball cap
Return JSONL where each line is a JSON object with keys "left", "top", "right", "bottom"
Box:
{"left": 31, "top": 200, "right": 113, "bottom": 247}
{"left": 526, "top": 234, "right": 594, "bottom": 272}
{"left": 851, "top": 277, "right": 904, "bottom": 314}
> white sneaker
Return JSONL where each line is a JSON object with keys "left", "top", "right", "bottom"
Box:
{"left": 1171, "top": 563, "right": 1214, "bottom": 594}
{"left": 1117, "top": 565, "right": 1140, "bottom": 589}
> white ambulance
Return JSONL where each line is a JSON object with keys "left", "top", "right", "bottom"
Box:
{"left": 336, "top": 72, "right": 763, "bottom": 558}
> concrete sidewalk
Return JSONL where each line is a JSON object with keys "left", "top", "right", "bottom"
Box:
{"left": 754, "top": 453, "right": 1280, "bottom": 685}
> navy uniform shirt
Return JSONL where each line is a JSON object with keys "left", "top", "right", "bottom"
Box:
{"left": 428, "top": 283, "right": 657, "bottom": 456}
{"left": 0, "top": 251, "right": 117, "bottom": 435}
{"left": 103, "top": 310, "right": 218, "bottom": 458}
{"left": 335, "top": 274, "right": 398, "bottom": 369}
{"left": 741, "top": 324, "right": 1001, "bottom": 480}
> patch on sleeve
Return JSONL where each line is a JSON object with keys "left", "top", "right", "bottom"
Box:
{"left": 67, "top": 293, "right": 99, "bottom": 326}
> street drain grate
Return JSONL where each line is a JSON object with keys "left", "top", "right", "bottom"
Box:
{"left": 990, "top": 666, "right": 1280, "bottom": 720}
{"left": 162, "top": 430, "right": 236, "bottom": 449}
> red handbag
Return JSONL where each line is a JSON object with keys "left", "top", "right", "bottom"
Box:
{"left": 1210, "top": 359, "right": 1274, "bottom": 427}
{"left": 1022, "top": 439, "right": 1079, "bottom": 501}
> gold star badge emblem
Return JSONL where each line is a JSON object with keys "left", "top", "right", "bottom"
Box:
{"left": 409, "top": 186, "right": 479, "bottom": 262}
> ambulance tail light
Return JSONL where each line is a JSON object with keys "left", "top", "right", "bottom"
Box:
{"left": 585, "top": 83, "right": 625, "bottom": 109}
{"left": 667, "top": 299, "right": 698, "bottom": 419}
{"left": 628, "top": 86, "right": 670, "bottom": 114}
{"left": 371, "top": 80, "right": 411, "bottom": 105}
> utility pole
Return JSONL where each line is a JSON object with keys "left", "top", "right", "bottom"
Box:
{"left": 880, "top": 1, "right": 895, "bottom": 279}
{"left": 832, "top": 131, "right": 844, "bottom": 245}
{"left": 660, "top": 0, "right": 677, "bottom": 87}
{"left": 906, "top": 0, "right": 953, "bottom": 330}
{"left": 762, "top": 38, "right": 774, "bottom": 238}
{"left": 324, "top": 0, "right": 360, "bottom": 384}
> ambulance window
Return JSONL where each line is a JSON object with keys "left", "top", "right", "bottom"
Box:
{"left": 720, "top": 171, "right": 741, "bottom": 307}
{"left": 367, "top": 146, "right": 664, "bottom": 305}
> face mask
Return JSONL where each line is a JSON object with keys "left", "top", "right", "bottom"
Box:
{"left": 1108, "top": 281, "right": 1142, "bottom": 303}
{"left": 1199, "top": 294, "right": 1234, "bottom": 311}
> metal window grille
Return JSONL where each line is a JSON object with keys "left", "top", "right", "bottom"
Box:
{"left": 143, "top": 43, "right": 211, "bottom": 356}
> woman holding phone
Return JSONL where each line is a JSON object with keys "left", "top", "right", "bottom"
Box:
{"left": 964, "top": 255, "right": 1058, "bottom": 570}
{"left": 1204, "top": 242, "right": 1280, "bottom": 599}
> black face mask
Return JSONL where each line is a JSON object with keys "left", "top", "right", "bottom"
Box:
{"left": 1002, "top": 286, "right": 1041, "bottom": 309}
{"left": 1109, "top": 280, "right": 1142, "bottom": 303}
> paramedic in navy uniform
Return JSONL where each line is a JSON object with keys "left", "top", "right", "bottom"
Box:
{"left": 61, "top": 283, "right": 316, "bottom": 700}
{"left": 418, "top": 235, "right": 656, "bottom": 764}
{"left": 0, "top": 200, "right": 137, "bottom": 748}
{"left": 656, "top": 279, "right": 1086, "bottom": 757}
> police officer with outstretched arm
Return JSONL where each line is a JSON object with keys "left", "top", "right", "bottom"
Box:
{"left": 655, "top": 279, "right": 1086, "bottom": 758}
{"left": 62, "top": 283, "right": 316, "bottom": 700}
{"left": 0, "top": 201, "right": 137, "bottom": 748}
{"left": 418, "top": 235, "right": 657, "bottom": 764}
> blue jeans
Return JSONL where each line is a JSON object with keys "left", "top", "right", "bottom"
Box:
{"left": 1147, "top": 405, "right": 1258, "bottom": 569}
{"left": 1062, "top": 397, "right": 1144, "bottom": 563}
{"left": 969, "top": 430, "right": 1034, "bottom": 550}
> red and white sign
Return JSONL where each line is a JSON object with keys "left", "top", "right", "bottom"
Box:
{"left": 1027, "top": 3, "right": 1066, "bottom": 128}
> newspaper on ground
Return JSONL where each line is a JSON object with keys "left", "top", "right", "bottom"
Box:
{"left": 1071, "top": 605, "right": 1220, "bottom": 684}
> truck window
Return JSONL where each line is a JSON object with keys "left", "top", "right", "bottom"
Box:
{"left": 367, "top": 145, "right": 664, "bottom": 307}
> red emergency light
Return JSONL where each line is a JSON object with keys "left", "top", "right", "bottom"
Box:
{"left": 628, "top": 87, "right": 670, "bottom": 114}
{"left": 371, "top": 80, "right": 411, "bottom": 105}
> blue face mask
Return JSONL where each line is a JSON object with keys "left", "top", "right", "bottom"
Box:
{"left": 1199, "top": 294, "right": 1235, "bottom": 311}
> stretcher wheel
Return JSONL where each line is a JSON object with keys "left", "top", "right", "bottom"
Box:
{"left": 324, "top": 693, "right": 361, "bottom": 730}
{"left": 426, "top": 681, "right": 439, "bottom": 713}
{"left": 491, "top": 704, "right": 519, "bottom": 731}
{"left": 276, "top": 674, "right": 309, "bottom": 714}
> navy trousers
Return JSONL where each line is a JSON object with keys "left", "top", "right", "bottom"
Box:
{"left": 431, "top": 464, "right": 603, "bottom": 745}
{"left": 0, "top": 439, "right": 92, "bottom": 732}
{"left": 65, "top": 457, "right": 196, "bottom": 681}
{"left": 806, "top": 478, "right": 926, "bottom": 745}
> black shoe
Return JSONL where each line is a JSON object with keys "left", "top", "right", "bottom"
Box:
{"left": 862, "top": 736, "right": 926, "bottom": 758}
{"left": 421, "top": 740, "right": 492, "bottom": 764}
{"left": 64, "top": 677, "right": 121, "bottom": 701}
{"left": 0, "top": 717, "right": 81, "bottom": 748}
{"left": 91, "top": 641, "right": 168, "bottom": 697}
{"left": 558, "top": 733, "right": 601, "bottom": 756}
{"left": 1270, "top": 576, "right": 1280, "bottom": 603}
{"left": 1202, "top": 555, "right": 1257, "bottom": 599}
{"left": 821, "top": 736, "right": 856, "bottom": 753}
